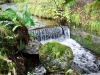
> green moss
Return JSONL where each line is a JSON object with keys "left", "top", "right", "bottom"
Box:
{"left": 39, "top": 41, "right": 73, "bottom": 72}
{"left": 65, "top": 69, "right": 81, "bottom": 75}
{"left": 86, "top": 33, "right": 91, "bottom": 40}
{"left": 13, "top": 0, "right": 26, "bottom": 3}
{"left": 39, "top": 41, "right": 73, "bottom": 59}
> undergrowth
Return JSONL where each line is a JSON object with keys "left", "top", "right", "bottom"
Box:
{"left": 0, "top": 4, "right": 34, "bottom": 74}
{"left": 16, "top": 0, "right": 100, "bottom": 35}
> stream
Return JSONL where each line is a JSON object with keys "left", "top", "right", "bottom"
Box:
{"left": 1, "top": 3, "right": 100, "bottom": 75}
{"left": 28, "top": 17, "right": 100, "bottom": 75}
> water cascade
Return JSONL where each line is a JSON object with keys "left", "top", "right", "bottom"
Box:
{"left": 1, "top": 3, "right": 100, "bottom": 75}
{"left": 32, "top": 26, "right": 100, "bottom": 74}
{"left": 32, "top": 26, "right": 70, "bottom": 41}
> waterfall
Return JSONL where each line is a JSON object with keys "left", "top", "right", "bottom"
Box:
{"left": 33, "top": 26, "right": 70, "bottom": 41}
{"left": 31, "top": 26, "right": 100, "bottom": 74}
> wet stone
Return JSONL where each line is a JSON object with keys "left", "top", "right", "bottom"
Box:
{"left": 23, "top": 39, "right": 42, "bottom": 54}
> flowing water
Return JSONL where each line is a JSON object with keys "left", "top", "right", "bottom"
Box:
{"left": 31, "top": 26, "right": 100, "bottom": 75}
{"left": 1, "top": 3, "right": 100, "bottom": 75}
{"left": 0, "top": 3, "right": 16, "bottom": 10}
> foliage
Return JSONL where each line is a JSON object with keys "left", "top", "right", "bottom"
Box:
{"left": 0, "top": 51, "right": 15, "bottom": 75}
{"left": 17, "top": 0, "right": 100, "bottom": 35}
{"left": 71, "top": 13, "right": 80, "bottom": 25}
{"left": 86, "top": 33, "right": 91, "bottom": 40}
{"left": 0, "top": 6, "right": 35, "bottom": 49}
{"left": 0, "top": 4, "right": 35, "bottom": 74}
{"left": 13, "top": 0, "right": 26, "bottom": 3}
{"left": 53, "top": 0, "right": 73, "bottom": 10}
{"left": 68, "top": 0, "right": 76, "bottom": 7}
{"left": 39, "top": 41, "right": 73, "bottom": 72}
{"left": 90, "top": 21, "right": 100, "bottom": 35}
{"left": 65, "top": 69, "right": 81, "bottom": 75}
{"left": 5, "top": 7, "right": 34, "bottom": 27}
{"left": 40, "top": 41, "right": 73, "bottom": 59}
{"left": 21, "top": 2, "right": 35, "bottom": 27}
{"left": 27, "top": 72, "right": 35, "bottom": 75}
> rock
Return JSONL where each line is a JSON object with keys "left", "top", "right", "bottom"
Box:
{"left": 23, "top": 39, "right": 42, "bottom": 54}
{"left": 39, "top": 41, "right": 73, "bottom": 73}
{"left": 65, "top": 69, "right": 81, "bottom": 75}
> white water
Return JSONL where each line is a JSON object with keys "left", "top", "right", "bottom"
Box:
{"left": 1, "top": 3, "right": 100, "bottom": 75}
{"left": 36, "top": 26, "right": 100, "bottom": 74}
{"left": 40, "top": 37, "right": 100, "bottom": 74}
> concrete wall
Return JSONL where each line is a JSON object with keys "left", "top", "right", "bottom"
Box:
{"left": 71, "top": 28, "right": 100, "bottom": 55}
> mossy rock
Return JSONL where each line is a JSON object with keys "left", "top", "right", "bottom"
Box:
{"left": 39, "top": 41, "right": 73, "bottom": 73}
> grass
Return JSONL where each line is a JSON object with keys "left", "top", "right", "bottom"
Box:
{"left": 16, "top": 0, "right": 100, "bottom": 36}
{"left": 15, "top": 0, "right": 100, "bottom": 55}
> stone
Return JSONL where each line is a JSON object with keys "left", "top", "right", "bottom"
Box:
{"left": 39, "top": 41, "right": 73, "bottom": 73}
{"left": 23, "top": 39, "right": 42, "bottom": 54}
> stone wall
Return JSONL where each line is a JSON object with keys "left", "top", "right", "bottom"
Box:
{"left": 71, "top": 28, "right": 100, "bottom": 55}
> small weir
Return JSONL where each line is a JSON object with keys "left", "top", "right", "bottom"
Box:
{"left": 1, "top": 3, "right": 100, "bottom": 75}
{"left": 32, "top": 26, "right": 100, "bottom": 75}
{"left": 32, "top": 26, "right": 70, "bottom": 41}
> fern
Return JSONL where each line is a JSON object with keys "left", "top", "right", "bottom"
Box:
{"left": 5, "top": 5, "right": 34, "bottom": 27}
{"left": 21, "top": 2, "right": 35, "bottom": 27}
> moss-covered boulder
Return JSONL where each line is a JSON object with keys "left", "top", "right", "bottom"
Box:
{"left": 39, "top": 41, "right": 73, "bottom": 73}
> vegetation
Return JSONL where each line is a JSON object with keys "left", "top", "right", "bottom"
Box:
{"left": 65, "top": 69, "right": 81, "bottom": 75}
{"left": 39, "top": 41, "right": 73, "bottom": 72}
{"left": 0, "top": 6, "right": 34, "bottom": 74}
{"left": 40, "top": 41, "right": 73, "bottom": 60}
{"left": 15, "top": 0, "right": 100, "bottom": 55}
{"left": 16, "top": 0, "right": 100, "bottom": 35}
{"left": 1, "top": 0, "right": 100, "bottom": 74}
{"left": 71, "top": 34, "right": 100, "bottom": 55}
{"left": 13, "top": 0, "right": 26, "bottom": 3}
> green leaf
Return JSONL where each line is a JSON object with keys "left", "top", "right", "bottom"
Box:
{"left": 12, "top": 25, "right": 22, "bottom": 32}
{"left": 5, "top": 8, "right": 17, "bottom": 16}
